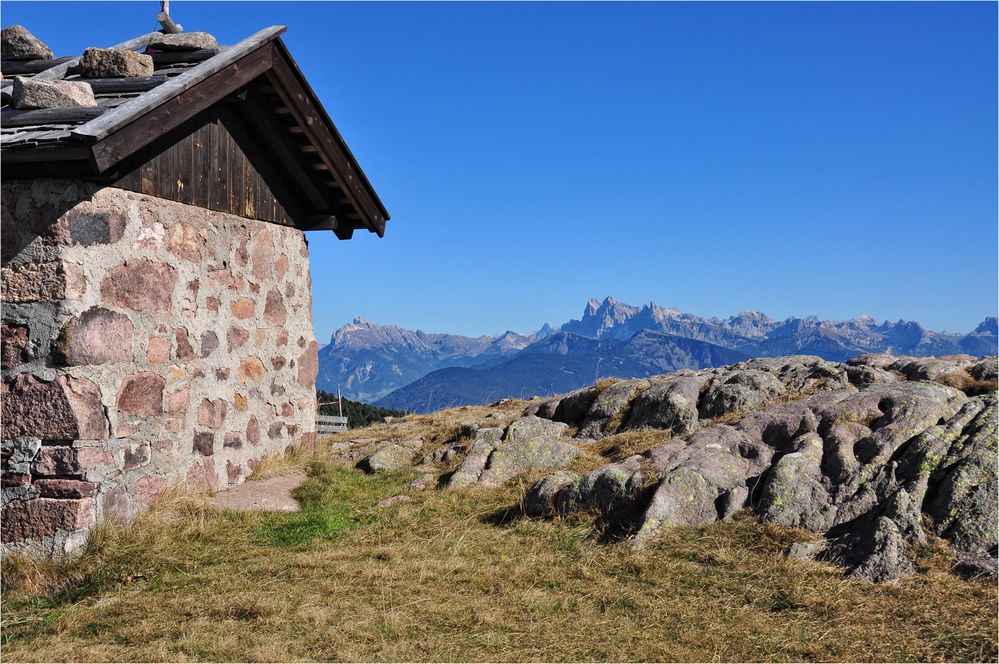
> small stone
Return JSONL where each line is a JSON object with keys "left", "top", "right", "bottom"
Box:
{"left": 101, "top": 259, "right": 177, "bottom": 312}
{"left": 408, "top": 473, "right": 437, "bottom": 491}
{"left": 377, "top": 495, "right": 412, "bottom": 508}
{"left": 230, "top": 298, "right": 255, "bottom": 319}
{"left": 123, "top": 440, "right": 151, "bottom": 471}
{"left": 166, "top": 384, "right": 189, "bottom": 414}
{"left": 1, "top": 25, "right": 53, "bottom": 60}
{"left": 226, "top": 460, "right": 243, "bottom": 485}
{"left": 147, "top": 336, "right": 171, "bottom": 364}
{"left": 63, "top": 207, "right": 126, "bottom": 245}
{"left": 54, "top": 306, "right": 134, "bottom": 366}
{"left": 199, "top": 331, "right": 219, "bottom": 358}
{"left": 11, "top": 76, "right": 96, "bottom": 110}
{"left": 116, "top": 372, "right": 165, "bottom": 416}
{"left": 1, "top": 323, "right": 30, "bottom": 369}
{"left": 223, "top": 432, "right": 243, "bottom": 449}
{"left": 237, "top": 356, "right": 265, "bottom": 384}
{"left": 35, "top": 479, "right": 98, "bottom": 499}
{"left": 79, "top": 47, "right": 153, "bottom": 78}
{"left": 234, "top": 393, "right": 247, "bottom": 411}
{"left": 785, "top": 540, "right": 828, "bottom": 561}
{"left": 135, "top": 474, "right": 167, "bottom": 505}
{"left": 193, "top": 431, "right": 214, "bottom": 456}
{"left": 227, "top": 326, "right": 249, "bottom": 351}
{"left": 263, "top": 289, "right": 287, "bottom": 325}
{"left": 168, "top": 224, "right": 201, "bottom": 260}
{"left": 297, "top": 341, "right": 318, "bottom": 388}
{"left": 32, "top": 446, "right": 79, "bottom": 476}
{"left": 196, "top": 399, "right": 227, "bottom": 429}
{"left": 186, "top": 458, "right": 218, "bottom": 493}
{"left": 246, "top": 416, "right": 261, "bottom": 445}
{"left": 147, "top": 31, "right": 218, "bottom": 51}
{"left": 175, "top": 327, "right": 195, "bottom": 361}
{"left": 250, "top": 228, "right": 274, "bottom": 280}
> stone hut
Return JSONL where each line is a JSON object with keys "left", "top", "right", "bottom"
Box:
{"left": 0, "top": 25, "right": 390, "bottom": 555}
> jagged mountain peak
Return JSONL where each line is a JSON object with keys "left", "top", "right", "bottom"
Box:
{"left": 321, "top": 297, "right": 996, "bottom": 405}
{"left": 972, "top": 317, "right": 998, "bottom": 336}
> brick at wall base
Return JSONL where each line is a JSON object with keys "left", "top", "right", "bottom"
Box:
{"left": 1, "top": 497, "right": 95, "bottom": 556}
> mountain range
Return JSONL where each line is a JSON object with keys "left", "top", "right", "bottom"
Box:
{"left": 316, "top": 297, "right": 998, "bottom": 412}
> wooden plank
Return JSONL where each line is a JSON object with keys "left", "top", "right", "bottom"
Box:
{"left": 265, "top": 42, "right": 388, "bottom": 236}
{"left": 191, "top": 118, "right": 210, "bottom": 208}
{"left": 1, "top": 107, "right": 105, "bottom": 127}
{"left": 0, "top": 56, "right": 76, "bottom": 75}
{"left": 175, "top": 120, "right": 194, "bottom": 205}
{"left": 209, "top": 112, "right": 226, "bottom": 212}
{"left": 238, "top": 88, "right": 331, "bottom": 211}
{"left": 87, "top": 44, "right": 275, "bottom": 173}
{"left": 149, "top": 49, "right": 220, "bottom": 65}
{"left": 86, "top": 76, "right": 168, "bottom": 94}
{"left": 73, "top": 26, "right": 285, "bottom": 144}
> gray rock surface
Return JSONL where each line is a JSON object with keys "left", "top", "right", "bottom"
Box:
{"left": 624, "top": 374, "right": 706, "bottom": 434}
{"left": 698, "top": 370, "right": 785, "bottom": 419}
{"left": 356, "top": 438, "right": 423, "bottom": 474}
{"left": 578, "top": 379, "right": 650, "bottom": 438}
{"left": 1, "top": 25, "right": 53, "bottom": 60}
{"left": 79, "top": 47, "right": 154, "bottom": 78}
{"left": 522, "top": 353, "right": 997, "bottom": 582}
{"left": 10, "top": 77, "right": 96, "bottom": 110}
{"left": 147, "top": 31, "right": 218, "bottom": 51}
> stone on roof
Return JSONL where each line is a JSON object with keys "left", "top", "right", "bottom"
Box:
{"left": 148, "top": 31, "right": 218, "bottom": 52}
{"left": 79, "top": 47, "right": 154, "bottom": 78}
{"left": 11, "top": 77, "right": 96, "bottom": 110}
{"left": 0, "top": 25, "right": 53, "bottom": 60}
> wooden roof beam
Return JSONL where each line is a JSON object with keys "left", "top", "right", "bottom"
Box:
{"left": 264, "top": 41, "right": 388, "bottom": 237}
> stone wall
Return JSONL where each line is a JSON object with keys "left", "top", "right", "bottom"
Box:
{"left": 1, "top": 179, "right": 319, "bottom": 555}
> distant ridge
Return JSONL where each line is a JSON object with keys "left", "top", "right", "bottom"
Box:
{"left": 318, "top": 298, "right": 997, "bottom": 411}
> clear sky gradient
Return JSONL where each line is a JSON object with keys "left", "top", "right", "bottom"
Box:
{"left": 4, "top": 1, "right": 996, "bottom": 338}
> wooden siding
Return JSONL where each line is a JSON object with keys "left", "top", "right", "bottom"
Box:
{"left": 111, "top": 103, "right": 299, "bottom": 227}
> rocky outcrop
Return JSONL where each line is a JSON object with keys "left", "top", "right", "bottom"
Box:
{"left": 319, "top": 353, "right": 996, "bottom": 583}
{"left": 523, "top": 354, "right": 997, "bottom": 582}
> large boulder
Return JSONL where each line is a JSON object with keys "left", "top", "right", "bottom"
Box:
{"left": 623, "top": 374, "right": 706, "bottom": 434}
{"left": 357, "top": 438, "right": 423, "bottom": 474}
{"left": 147, "top": 32, "right": 217, "bottom": 51}
{"left": 1, "top": 25, "right": 53, "bottom": 60}
{"left": 698, "top": 370, "right": 785, "bottom": 419}
{"left": 79, "top": 47, "right": 153, "bottom": 78}
{"left": 447, "top": 427, "right": 504, "bottom": 488}
{"left": 477, "top": 417, "right": 576, "bottom": 487}
{"left": 578, "top": 379, "right": 651, "bottom": 438}
{"left": 550, "top": 386, "right": 600, "bottom": 426}
{"left": 10, "top": 77, "right": 96, "bottom": 110}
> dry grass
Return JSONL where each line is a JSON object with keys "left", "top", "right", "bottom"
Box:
{"left": 2, "top": 460, "right": 996, "bottom": 662}
{"left": 936, "top": 372, "right": 999, "bottom": 397}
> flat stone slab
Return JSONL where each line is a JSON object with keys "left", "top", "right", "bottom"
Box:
{"left": 208, "top": 472, "right": 306, "bottom": 512}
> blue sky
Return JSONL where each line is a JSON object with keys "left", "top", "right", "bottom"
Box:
{"left": 4, "top": 1, "right": 997, "bottom": 338}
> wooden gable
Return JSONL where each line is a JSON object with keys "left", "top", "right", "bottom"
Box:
{"left": 1, "top": 27, "right": 389, "bottom": 240}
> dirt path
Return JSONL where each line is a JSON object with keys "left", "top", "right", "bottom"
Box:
{"left": 207, "top": 472, "right": 307, "bottom": 512}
